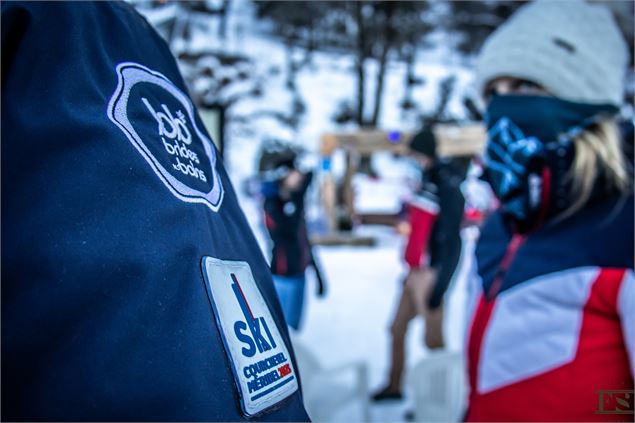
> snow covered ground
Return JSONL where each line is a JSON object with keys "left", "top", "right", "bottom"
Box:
{"left": 294, "top": 227, "right": 477, "bottom": 422}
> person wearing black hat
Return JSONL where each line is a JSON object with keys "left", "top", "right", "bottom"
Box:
{"left": 371, "top": 125, "right": 467, "bottom": 402}
{"left": 409, "top": 126, "right": 438, "bottom": 162}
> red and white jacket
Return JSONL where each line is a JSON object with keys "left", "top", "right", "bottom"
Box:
{"left": 466, "top": 195, "right": 634, "bottom": 422}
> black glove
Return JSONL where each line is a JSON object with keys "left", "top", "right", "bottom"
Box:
{"left": 315, "top": 271, "right": 326, "bottom": 297}
{"left": 310, "top": 249, "right": 327, "bottom": 298}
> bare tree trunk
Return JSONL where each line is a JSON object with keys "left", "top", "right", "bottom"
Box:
{"left": 371, "top": 44, "right": 389, "bottom": 127}
{"left": 432, "top": 75, "right": 456, "bottom": 122}
{"left": 401, "top": 44, "right": 416, "bottom": 109}
{"left": 302, "top": 24, "right": 315, "bottom": 67}
{"left": 355, "top": 2, "right": 366, "bottom": 126}
{"left": 285, "top": 38, "right": 296, "bottom": 90}
{"left": 219, "top": 0, "right": 230, "bottom": 39}
{"left": 371, "top": 3, "right": 395, "bottom": 127}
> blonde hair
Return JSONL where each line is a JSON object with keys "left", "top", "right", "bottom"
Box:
{"left": 561, "top": 119, "right": 631, "bottom": 219}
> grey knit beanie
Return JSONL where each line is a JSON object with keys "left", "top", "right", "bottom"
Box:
{"left": 475, "top": 0, "right": 629, "bottom": 106}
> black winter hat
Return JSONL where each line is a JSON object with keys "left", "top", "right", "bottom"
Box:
{"left": 409, "top": 127, "right": 437, "bottom": 158}
{"left": 258, "top": 145, "right": 298, "bottom": 173}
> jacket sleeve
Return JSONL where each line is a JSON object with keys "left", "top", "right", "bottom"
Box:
{"left": 264, "top": 172, "right": 312, "bottom": 239}
{"left": 618, "top": 269, "right": 635, "bottom": 376}
{"left": 264, "top": 193, "right": 302, "bottom": 240}
{"left": 427, "top": 183, "right": 465, "bottom": 309}
{"left": 290, "top": 171, "right": 313, "bottom": 206}
{"left": 1, "top": 3, "right": 30, "bottom": 85}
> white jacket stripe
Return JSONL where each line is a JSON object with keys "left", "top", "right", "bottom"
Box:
{"left": 478, "top": 267, "right": 599, "bottom": 393}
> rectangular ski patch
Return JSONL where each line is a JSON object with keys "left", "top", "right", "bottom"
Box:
{"left": 201, "top": 257, "right": 298, "bottom": 416}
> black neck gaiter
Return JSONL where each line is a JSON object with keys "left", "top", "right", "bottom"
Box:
{"left": 483, "top": 95, "right": 617, "bottom": 230}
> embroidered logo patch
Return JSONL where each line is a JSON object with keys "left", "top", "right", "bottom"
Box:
{"left": 107, "top": 62, "right": 223, "bottom": 211}
{"left": 201, "top": 257, "right": 298, "bottom": 416}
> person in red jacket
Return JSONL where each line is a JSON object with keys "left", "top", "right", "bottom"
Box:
{"left": 372, "top": 127, "right": 466, "bottom": 402}
{"left": 466, "top": 1, "right": 634, "bottom": 421}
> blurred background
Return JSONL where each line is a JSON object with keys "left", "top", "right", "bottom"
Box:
{"left": 128, "top": 1, "right": 634, "bottom": 421}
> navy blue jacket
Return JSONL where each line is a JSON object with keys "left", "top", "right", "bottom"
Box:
{"left": 476, "top": 194, "right": 634, "bottom": 296}
{"left": 422, "top": 159, "right": 466, "bottom": 309}
{"left": 264, "top": 172, "right": 313, "bottom": 278}
{"left": 1, "top": 2, "right": 309, "bottom": 421}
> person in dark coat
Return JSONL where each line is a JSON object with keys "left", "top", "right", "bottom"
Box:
{"left": 261, "top": 151, "right": 324, "bottom": 330}
{"left": 372, "top": 126, "right": 466, "bottom": 401}
{"left": 1, "top": 2, "right": 309, "bottom": 421}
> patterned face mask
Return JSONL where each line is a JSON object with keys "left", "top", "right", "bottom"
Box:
{"left": 482, "top": 95, "right": 616, "bottom": 228}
